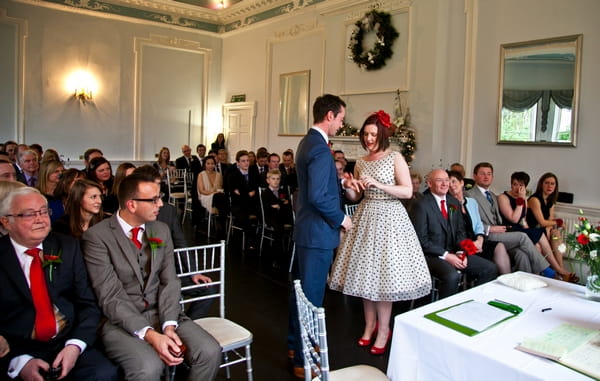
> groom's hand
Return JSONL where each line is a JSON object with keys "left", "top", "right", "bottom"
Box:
{"left": 341, "top": 215, "right": 353, "bottom": 231}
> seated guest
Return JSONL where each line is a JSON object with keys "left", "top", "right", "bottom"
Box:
{"left": 175, "top": 145, "right": 200, "bottom": 174}
{"left": 40, "top": 149, "right": 60, "bottom": 164}
{"left": 87, "top": 156, "right": 114, "bottom": 208}
{"left": 153, "top": 147, "right": 175, "bottom": 200}
{"left": 226, "top": 150, "right": 260, "bottom": 250}
{"left": 52, "top": 179, "right": 105, "bottom": 240}
{"left": 498, "top": 171, "right": 576, "bottom": 282}
{"left": 29, "top": 144, "right": 44, "bottom": 162}
{"left": 0, "top": 181, "right": 25, "bottom": 237}
{"left": 215, "top": 148, "right": 229, "bottom": 175}
{"left": 261, "top": 169, "right": 293, "bottom": 233}
{"left": 104, "top": 162, "right": 136, "bottom": 215}
{"left": 527, "top": 172, "right": 562, "bottom": 236}
{"left": 195, "top": 144, "right": 207, "bottom": 171}
{"left": 411, "top": 169, "right": 497, "bottom": 299}
{"left": 0, "top": 160, "right": 17, "bottom": 182}
{"left": 133, "top": 165, "right": 215, "bottom": 319}
{"left": 449, "top": 162, "right": 475, "bottom": 189}
{"left": 247, "top": 151, "right": 256, "bottom": 166}
{"left": 260, "top": 153, "right": 282, "bottom": 188}
{"left": 465, "top": 162, "right": 555, "bottom": 277}
{"left": 53, "top": 168, "right": 84, "bottom": 213}
{"left": 401, "top": 171, "right": 424, "bottom": 214}
{"left": 17, "top": 149, "right": 39, "bottom": 187}
{"left": 279, "top": 150, "right": 297, "bottom": 192}
{"left": 448, "top": 170, "right": 511, "bottom": 274}
{"left": 82, "top": 148, "right": 103, "bottom": 176}
{"left": 81, "top": 174, "right": 221, "bottom": 380}
{"left": 37, "top": 160, "right": 65, "bottom": 222}
{"left": 253, "top": 150, "right": 268, "bottom": 177}
{"left": 197, "top": 156, "right": 225, "bottom": 217}
{"left": 0, "top": 187, "right": 118, "bottom": 381}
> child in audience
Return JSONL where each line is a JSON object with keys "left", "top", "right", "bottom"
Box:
{"left": 261, "top": 169, "right": 293, "bottom": 233}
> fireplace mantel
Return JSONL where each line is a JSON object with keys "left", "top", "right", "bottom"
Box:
{"left": 330, "top": 136, "right": 402, "bottom": 161}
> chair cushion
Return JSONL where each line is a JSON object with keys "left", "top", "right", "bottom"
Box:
{"left": 327, "top": 365, "right": 389, "bottom": 381}
{"left": 194, "top": 317, "right": 253, "bottom": 351}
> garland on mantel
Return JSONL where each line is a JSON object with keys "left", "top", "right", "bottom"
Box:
{"left": 348, "top": 10, "right": 399, "bottom": 71}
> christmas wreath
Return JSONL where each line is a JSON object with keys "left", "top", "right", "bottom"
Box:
{"left": 349, "top": 10, "right": 399, "bottom": 71}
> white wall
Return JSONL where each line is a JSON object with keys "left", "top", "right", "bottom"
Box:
{"left": 470, "top": 0, "right": 600, "bottom": 207}
{"left": 0, "top": 1, "right": 223, "bottom": 161}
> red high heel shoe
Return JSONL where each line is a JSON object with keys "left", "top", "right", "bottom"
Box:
{"left": 370, "top": 330, "right": 392, "bottom": 355}
{"left": 357, "top": 323, "right": 378, "bottom": 347}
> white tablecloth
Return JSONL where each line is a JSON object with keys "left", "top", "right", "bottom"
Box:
{"left": 387, "top": 273, "right": 600, "bottom": 381}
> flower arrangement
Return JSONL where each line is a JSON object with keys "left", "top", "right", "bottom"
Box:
{"left": 458, "top": 239, "right": 478, "bottom": 261}
{"left": 42, "top": 250, "right": 62, "bottom": 282}
{"left": 565, "top": 211, "right": 600, "bottom": 272}
{"left": 565, "top": 210, "right": 600, "bottom": 294}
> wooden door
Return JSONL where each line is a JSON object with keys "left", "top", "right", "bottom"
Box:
{"left": 223, "top": 102, "right": 256, "bottom": 163}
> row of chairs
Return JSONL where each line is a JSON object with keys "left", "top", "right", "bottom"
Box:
{"left": 173, "top": 240, "right": 388, "bottom": 381}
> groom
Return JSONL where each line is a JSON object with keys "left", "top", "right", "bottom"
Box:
{"left": 288, "top": 94, "right": 358, "bottom": 378}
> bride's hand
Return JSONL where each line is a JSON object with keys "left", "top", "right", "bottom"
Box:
{"left": 360, "top": 175, "right": 379, "bottom": 189}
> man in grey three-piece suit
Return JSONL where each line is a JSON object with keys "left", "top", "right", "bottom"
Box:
{"left": 82, "top": 174, "right": 221, "bottom": 381}
{"left": 465, "top": 162, "right": 551, "bottom": 275}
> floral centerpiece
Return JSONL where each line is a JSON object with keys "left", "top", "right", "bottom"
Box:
{"left": 565, "top": 210, "right": 600, "bottom": 299}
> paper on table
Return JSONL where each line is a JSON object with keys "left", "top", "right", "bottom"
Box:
{"left": 437, "top": 300, "right": 514, "bottom": 332}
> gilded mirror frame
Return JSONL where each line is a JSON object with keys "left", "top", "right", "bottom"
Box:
{"left": 497, "top": 34, "right": 582, "bottom": 146}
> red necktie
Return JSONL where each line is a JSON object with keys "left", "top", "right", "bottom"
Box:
{"left": 131, "top": 227, "right": 142, "bottom": 249}
{"left": 440, "top": 200, "right": 448, "bottom": 220}
{"left": 24, "top": 248, "right": 56, "bottom": 342}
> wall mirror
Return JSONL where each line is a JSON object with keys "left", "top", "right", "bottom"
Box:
{"left": 278, "top": 70, "right": 310, "bottom": 136}
{"left": 497, "top": 34, "right": 582, "bottom": 146}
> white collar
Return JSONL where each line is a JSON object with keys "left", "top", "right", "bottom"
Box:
{"left": 310, "top": 126, "right": 329, "bottom": 144}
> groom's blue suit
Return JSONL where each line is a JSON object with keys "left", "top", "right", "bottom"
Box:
{"left": 289, "top": 127, "right": 346, "bottom": 366}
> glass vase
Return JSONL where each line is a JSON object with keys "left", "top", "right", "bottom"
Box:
{"left": 585, "top": 274, "right": 600, "bottom": 301}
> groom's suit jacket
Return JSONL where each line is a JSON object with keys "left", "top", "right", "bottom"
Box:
{"left": 81, "top": 216, "right": 182, "bottom": 335}
{"left": 293, "top": 128, "right": 344, "bottom": 250}
{"left": 0, "top": 233, "right": 100, "bottom": 365}
{"left": 410, "top": 193, "right": 467, "bottom": 257}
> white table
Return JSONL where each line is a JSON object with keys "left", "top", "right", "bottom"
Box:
{"left": 387, "top": 273, "right": 600, "bottom": 381}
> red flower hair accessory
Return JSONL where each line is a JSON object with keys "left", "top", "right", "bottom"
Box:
{"left": 375, "top": 110, "right": 392, "bottom": 128}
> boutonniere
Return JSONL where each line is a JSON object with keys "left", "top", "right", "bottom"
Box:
{"left": 279, "top": 192, "right": 287, "bottom": 200}
{"left": 147, "top": 233, "right": 165, "bottom": 259}
{"left": 449, "top": 204, "right": 458, "bottom": 214}
{"left": 42, "top": 250, "right": 62, "bottom": 282}
{"left": 328, "top": 141, "right": 335, "bottom": 156}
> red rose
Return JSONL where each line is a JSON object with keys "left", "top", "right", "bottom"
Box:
{"left": 576, "top": 234, "right": 589, "bottom": 245}
{"left": 375, "top": 110, "right": 391, "bottom": 128}
{"left": 555, "top": 218, "right": 563, "bottom": 228}
{"left": 459, "top": 239, "right": 478, "bottom": 255}
{"left": 279, "top": 193, "right": 286, "bottom": 200}
{"left": 43, "top": 255, "right": 60, "bottom": 261}
{"left": 148, "top": 237, "right": 163, "bottom": 245}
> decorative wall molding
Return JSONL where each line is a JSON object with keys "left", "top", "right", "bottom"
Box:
{"left": 133, "top": 34, "right": 211, "bottom": 159}
{"left": 16, "top": 0, "right": 331, "bottom": 33}
{"left": 271, "top": 21, "right": 320, "bottom": 41}
{"left": 0, "top": 9, "right": 27, "bottom": 142}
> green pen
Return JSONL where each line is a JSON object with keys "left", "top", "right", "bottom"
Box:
{"left": 488, "top": 299, "right": 523, "bottom": 314}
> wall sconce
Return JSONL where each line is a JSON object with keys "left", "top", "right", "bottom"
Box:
{"left": 67, "top": 70, "right": 97, "bottom": 104}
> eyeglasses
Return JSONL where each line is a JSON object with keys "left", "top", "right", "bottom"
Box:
{"left": 5, "top": 208, "right": 52, "bottom": 221}
{"left": 132, "top": 193, "right": 164, "bottom": 204}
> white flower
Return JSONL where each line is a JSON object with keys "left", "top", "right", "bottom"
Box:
{"left": 590, "top": 250, "right": 597, "bottom": 259}
{"left": 590, "top": 233, "right": 600, "bottom": 242}
{"left": 557, "top": 243, "right": 567, "bottom": 254}
{"left": 585, "top": 223, "right": 592, "bottom": 230}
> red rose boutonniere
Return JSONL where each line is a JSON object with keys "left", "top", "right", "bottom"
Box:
{"left": 328, "top": 141, "right": 335, "bottom": 156}
{"left": 42, "top": 250, "right": 62, "bottom": 282}
{"left": 147, "top": 234, "right": 165, "bottom": 259}
{"left": 458, "top": 239, "right": 478, "bottom": 260}
{"left": 448, "top": 204, "right": 458, "bottom": 214}
{"left": 279, "top": 192, "right": 287, "bottom": 200}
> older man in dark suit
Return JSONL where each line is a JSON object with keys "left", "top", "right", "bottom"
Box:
{"left": 82, "top": 174, "right": 220, "bottom": 381}
{"left": 411, "top": 169, "right": 497, "bottom": 299}
{"left": 287, "top": 94, "right": 357, "bottom": 378}
{"left": 0, "top": 187, "right": 117, "bottom": 381}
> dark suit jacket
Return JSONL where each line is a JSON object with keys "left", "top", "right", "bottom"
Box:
{"left": 175, "top": 155, "right": 201, "bottom": 175}
{"left": 260, "top": 186, "right": 292, "bottom": 230}
{"left": 410, "top": 193, "right": 468, "bottom": 257}
{"left": 82, "top": 216, "right": 182, "bottom": 335}
{"left": 278, "top": 164, "right": 298, "bottom": 192}
{"left": 226, "top": 166, "right": 260, "bottom": 211}
{"left": 293, "top": 128, "right": 344, "bottom": 250}
{"left": 0, "top": 233, "right": 100, "bottom": 365}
